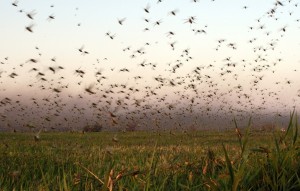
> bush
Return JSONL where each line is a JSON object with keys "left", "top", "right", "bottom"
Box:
{"left": 83, "top": 123, "right": 103, "bottom": 132}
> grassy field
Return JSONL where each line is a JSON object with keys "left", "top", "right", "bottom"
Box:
{"left": 1, "top": 116, "right": 300, "bottom": 190}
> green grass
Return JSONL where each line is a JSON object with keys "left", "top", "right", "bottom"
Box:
{"left": 1, "top": 115, "right": 300, "bottom": 190}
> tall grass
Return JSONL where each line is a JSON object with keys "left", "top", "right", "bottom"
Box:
{"left": 0, "top": 114, "right": 299, "bottom": 190}
{"left": 219, "top": 111, "right": 300, "bottom": 191}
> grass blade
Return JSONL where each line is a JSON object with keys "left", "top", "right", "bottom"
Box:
{"left": 222, "top": 143, "right": 234, "bottom": 186}
{"left": 283, "top": 110, "right": 295, "bottom": 141}
{"left": 293, "top": 114, "right": 298, "bottom": 145}
{"left": 76, "top": 162, "right": 104, "bottom": 185}
{"left": 234, "top": 118, "right": 243, "bottom": 151}
{"left": 241, "top": 117, "right": 251, "bottom": 158}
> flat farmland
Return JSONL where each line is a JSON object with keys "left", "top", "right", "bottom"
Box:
{"left": 1, "top": 120, "right": 300, "bottom": 190}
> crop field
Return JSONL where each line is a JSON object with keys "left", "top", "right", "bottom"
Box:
{"left": 2, "top": 0, "right": 300, "bottom": 190}
{"left": 1, "top": 116, "right": 300, "bottom": 191}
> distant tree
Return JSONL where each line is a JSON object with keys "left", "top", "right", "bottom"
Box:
{"left": 259, "top": 123, "right": 275, "bottom": 132}
{"left": 126, "top": 122, "right": 137, "bottom": 132}
{"left": 83, "top": 123, "right": 103, "bottom": 132}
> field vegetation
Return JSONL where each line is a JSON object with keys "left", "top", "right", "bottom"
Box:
{"left": 1, "top": 114, "right": 300, "bottom": 190}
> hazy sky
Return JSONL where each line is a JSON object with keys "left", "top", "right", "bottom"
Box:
{"left": 1, "top": 0, "right": 300, "bottom": 130}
